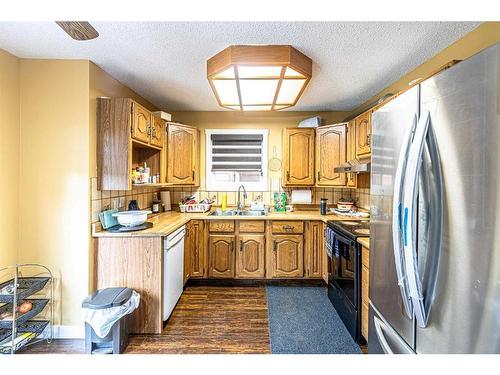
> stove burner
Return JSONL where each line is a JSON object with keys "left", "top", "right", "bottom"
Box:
{"left": 340, "top": 221, "right": 358, "bottom": 226}
{"left": 354, "top": 228, "right": 370, "bottom": 235}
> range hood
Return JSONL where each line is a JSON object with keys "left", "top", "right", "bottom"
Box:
{"left": 334, "top": 159, "right": 371, "bottom": 173}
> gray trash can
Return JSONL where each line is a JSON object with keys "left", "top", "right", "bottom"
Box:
{"left": 82, "top": 287, "right": 134, "bottom": 354}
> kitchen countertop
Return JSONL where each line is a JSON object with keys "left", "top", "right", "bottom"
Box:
{"left": 357, "top": 237, "right": 370, "bottom": 249}
{"left": 92, "top": 210, "right": 367, "bottom": 238}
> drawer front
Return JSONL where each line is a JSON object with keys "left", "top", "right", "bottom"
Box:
{"left": 361, "top": 264, "right": 369, "bottom": 303}
{"left": 272, "top": 221, "right": 304, "bottom": 234}
{"left": 238, "top": 220, "right": 265, "bottom": 233}
{"left": 209, "top": 220, "right": 235, "bottom": 233}
{"left": 361, "top": 245, "right": 369, "bottom": 268}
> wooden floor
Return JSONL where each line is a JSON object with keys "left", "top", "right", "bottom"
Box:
{"left": 22, "top": 286, "right": 270, "bottom": 354}
{"left": 22, "top": 285, "right": 367, "bottom": 354}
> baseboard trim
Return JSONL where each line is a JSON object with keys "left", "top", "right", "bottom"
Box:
{"left": 53, "top": 325, "right": 85, "bottom": 339}
{"left": 186, "top": 278, "right": 326, "bottom": 287}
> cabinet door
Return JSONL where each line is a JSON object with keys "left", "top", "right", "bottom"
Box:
{"left": 183, "top": 222, "right": 192, "bottom": 284}
{"left": 355, "top": 111, "right": 372, "bottom": 159}
{"left": 361, "top": 245, "right": 370, "bottom": 339}
{"left": 305, "top": 221, "right": 323, "bottom": 278}
{"left": 282, "top": 128, "right": 315, "bottom": 186}
{"left": 346, "top": 120, "right": 357, "bottom": 188}
{"left": 271, "top": 235, "right": 304, "bottom": 278}
{"left": 236, "top": 234, "right": 265, "bottom": 278}
{"left": 131, "top": 102, "right": 151, "bottom": 144}
{"left": 209, "top": 235, "right": 235, "bottom": 278}
{"left": 150, "top": 115, "right": 165, "bottom": 148}
{"left": 167, "top": 124, "right": 198, "bottom": 184}
{"left": 315, "top": 124, "right": 347, "bottom": 186}
{"left": 190, "top": 220, "right": 206, "bottom": 278}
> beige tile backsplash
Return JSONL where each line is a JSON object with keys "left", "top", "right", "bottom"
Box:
{"left": 90, "top": 177, "right": 162, "bottom": 223}
{"left": 90, "top": 178, "right": 371, "bottom": 224}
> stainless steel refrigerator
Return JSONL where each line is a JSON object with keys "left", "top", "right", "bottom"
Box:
{"left": 368, "top": 43, "right": 500, "bottom": 354}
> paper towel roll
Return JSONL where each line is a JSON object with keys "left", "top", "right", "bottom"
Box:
{"left": 160, "top": 191, "right": 171, "bottom": 211}
{"left": 291, "top": 190, "right": 312, "bottom": 204}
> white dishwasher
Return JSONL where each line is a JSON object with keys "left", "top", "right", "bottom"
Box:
{"left": 163, "top": 225, "right": 186, "bottom": 321}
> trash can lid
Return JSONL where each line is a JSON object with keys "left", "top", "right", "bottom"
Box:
{"left": 82, "top": 287, "right": 134, "bottom": 309}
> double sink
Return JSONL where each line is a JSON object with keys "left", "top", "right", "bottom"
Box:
{"left": 208, "top": 209, "right": 266, "bottom": 217}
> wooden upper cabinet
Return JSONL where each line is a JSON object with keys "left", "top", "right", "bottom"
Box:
{"left": 315, "top": 124, "right": 347, "bottom": 186}
{"left": 189, "top": 220, "right": 206, "bottom": 278}
{"left": 282, "top": 128, "right": 315, "bottom": 186}
{"left": 131, "top": 102, "right": 152, "bottom": 144}
{"left": 150, "top": 115, "right": 165, "bottom": 148}
{"left": 208, "top": 235, "right": 235, "bottom": 278}
{"left": 355, "top": 111, "right": 372, "bottom": 159}
{"left": 167, "top": 123, "right": 199, "bottom": 185}
{"left": 271, "top": 234, "right": 304, "bottom": 278}
{"left": 236, "top": 234, "right": 265, "bottom": 278}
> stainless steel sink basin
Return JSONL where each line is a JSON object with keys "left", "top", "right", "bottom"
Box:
{"left": 208, "top": 210, "right": 266, "bottom": 217}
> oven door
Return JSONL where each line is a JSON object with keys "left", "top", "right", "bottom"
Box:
{"left": 328, "top": 230, "right": 359, "bottom": 309}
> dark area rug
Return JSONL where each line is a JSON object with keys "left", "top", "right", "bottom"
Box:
{"left": 266, "top": 286, "right": 362, "bottom": 354}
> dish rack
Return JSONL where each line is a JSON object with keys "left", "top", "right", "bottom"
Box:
{"left": 179, "top": 203, "right": 212, "bottom": 213}
{"left": 0, "top": 264, "right": 53, "bottom": 354}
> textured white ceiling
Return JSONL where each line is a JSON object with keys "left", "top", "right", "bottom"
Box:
{"left": 0, "top": 22, "right": 480, "bottom": 111}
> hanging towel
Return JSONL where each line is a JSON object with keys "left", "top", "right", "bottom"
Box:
{"left": 326, "top": 227, "right": 340, "bottom": 258}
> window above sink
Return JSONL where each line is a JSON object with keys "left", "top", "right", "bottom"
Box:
{"left": 205, "top": 129, "right": 269, "bottom": 191}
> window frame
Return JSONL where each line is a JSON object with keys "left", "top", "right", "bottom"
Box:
{"left": 205, "top": 128, "right": 269, "bottom": 192}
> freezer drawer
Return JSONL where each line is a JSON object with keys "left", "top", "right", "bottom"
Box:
{"left": 368, "top": 303, "right": 415, "bottom": 354}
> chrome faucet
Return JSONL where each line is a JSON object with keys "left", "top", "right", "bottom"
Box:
{"left": 237, "top": 185, "right": 247, "bottom": 211}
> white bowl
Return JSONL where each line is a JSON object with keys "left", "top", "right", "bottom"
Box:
{"left": 112, "top": 210, "right": 152, "bottom": 227}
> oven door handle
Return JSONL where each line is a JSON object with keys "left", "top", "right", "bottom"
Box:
{"left": 391, "top": 114, "right": 416, "bottom": 319}
{"left": 331, "top": 230, "right": 354, "bottom": 247}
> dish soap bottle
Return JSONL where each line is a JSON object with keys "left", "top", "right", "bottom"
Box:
{"left": 221, "top": 192, "right": 227, "bottom": 211}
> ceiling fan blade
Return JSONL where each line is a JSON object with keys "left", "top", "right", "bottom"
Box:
{"left": 56, "top": 21, "right": 99, "bottom": 41}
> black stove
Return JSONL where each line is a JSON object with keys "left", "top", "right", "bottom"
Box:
{"left": 328, "top": 220, "right": 370, "bottom": 240}
{"left": 325, "top": 220, "right": 370, "bottom": 343}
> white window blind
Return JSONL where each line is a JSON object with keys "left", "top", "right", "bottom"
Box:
{"left": 205, "top": 129, "right": 268, "bottom": 191}
{"left": 210, "top": 134, "right": 264, "bottom": 172}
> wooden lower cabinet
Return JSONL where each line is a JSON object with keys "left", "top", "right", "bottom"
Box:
{"left": 305, "top": 221, "right": 323, "bottom": 278}
{"left": 236, "top": 234, "right": 265, "bottom": 278}
{"left": 270, "top": 235, "right": 304, "bottom": 278}
{"left": 361, "top": 245, "right": 370, "bottom": 340}
{"left": 95, "top": 237, "right": 162, "bottom": 334}
{"left": 208, "top": 235, "right": 235, "bottom": 278}
{"left": 183, "top": 223, "right": 191, "bottom": 284}
{"left": 189, "top": 220, "right": 206, "bottom": 278}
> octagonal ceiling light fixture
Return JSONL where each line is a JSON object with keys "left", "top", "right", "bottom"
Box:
{"left": 207, "top": 45, "right": 312, "bottom": 111}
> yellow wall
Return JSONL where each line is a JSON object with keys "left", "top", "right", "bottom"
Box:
{"left": 19, "top": 60, "right": 90, "bottom": 327}
{"left": 171, "top": 111, "right": 349, "bottom": 195}
{"left": 349, "top": 22, "right": 500, "bottom": 117}
{"left": 0, "top": 50, "right": 20, "bottom": 267}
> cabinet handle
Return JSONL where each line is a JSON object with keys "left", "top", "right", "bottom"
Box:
{"left": 273, "top": 242, "right": 277, "bottom": 252}
{"left": 240, "top": 240, "right": 243, "bottom": 251}
{"left": 286, "top": 171, "right": 290, "bottom": 181}
{"left": 317, "top": 171, "right": 321, "bottom": 181}
{"left": 366, "top": 133, "right": 371, "bottom": 146}
{"left": 192, "top": 170, "right": 195, "bottom": 180}
{"left": 231, "top": 241, "right": 234, "bottom": 252}
{"left": 283, "top": 225, "right": 294, "bottom": 230}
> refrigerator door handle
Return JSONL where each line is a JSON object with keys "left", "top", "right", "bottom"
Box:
{"left": 372, "top": 311, "right": 415, "bottom": 354}
{"left": 402, "top": 110, "right": 432, "bottom": 328}
{"left": 391, "top": 114, "right": 417, "bottom": 319}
